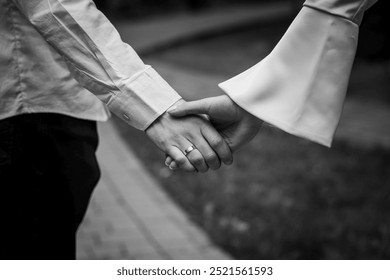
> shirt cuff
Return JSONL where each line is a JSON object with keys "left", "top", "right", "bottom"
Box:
{"left": 107, "top": 67, "right": 182, "bottom": 130}
{"left": 218, "top": 6, "right": 359, "bottom": 147}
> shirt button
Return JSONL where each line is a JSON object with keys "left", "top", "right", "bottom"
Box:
{"left": 123, "top": 113, "right": 130, "bottom": 120}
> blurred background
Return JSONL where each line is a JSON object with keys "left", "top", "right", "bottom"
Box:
{"left": 84, "top": 0, "right": 390, "bottom": 259}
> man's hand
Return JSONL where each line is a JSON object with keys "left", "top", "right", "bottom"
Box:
{"left": 145, "top": 100, "right": 233, "bottom": 173}
{"left": 165, "top": 95, "right": 263, "bottom": 169}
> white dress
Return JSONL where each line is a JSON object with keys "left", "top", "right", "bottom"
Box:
{"left": 219, "top": 0, "right": 377, "bottom": 147}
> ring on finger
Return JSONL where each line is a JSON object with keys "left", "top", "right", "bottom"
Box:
{"left": 183, "top": 145, "right": 197, "bottom": 156}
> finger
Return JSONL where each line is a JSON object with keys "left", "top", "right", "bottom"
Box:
{"left": 168, "top": 98, "right": 212, "bottom": 117}
{"left": 165, "top": 156, "right": 180, "bottom": 170}
{"left": 202, "top": 125, "right": 233, "bottom": 165}
{"left": 169, "top": 161, "right": 179, "bottom": 170}
{"left": 165, "top": 156, "right": 178, "bottom": 170}
{"left": 165, "top": 156, "right": 174, "bottom": 167}
{"left": 188, "top": 138, "right": 220, "bottom": 171}
{"left": 183, "top": 143, "right": 209, "bottom": 173}
{"left": 167, "top": 147, "right": 196, "bottom": 173}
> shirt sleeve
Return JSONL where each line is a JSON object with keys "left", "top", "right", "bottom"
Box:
{"left": 218, "top": 0, "right": 377, "bottom": 147}
{"left": 12, "top": 0, "right": 182, "bottom": 130}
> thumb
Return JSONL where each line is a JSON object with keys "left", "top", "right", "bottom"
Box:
{"left": 167, "top": 98, "right": 212, "bottom": 117}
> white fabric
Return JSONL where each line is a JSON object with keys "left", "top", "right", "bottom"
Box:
{"left": 219, "top": 0, "right": 377, "bottom": 147}
{"left": 7, "top": 0, "right": 181, "bottom": 130}
{"left": 304, "top": 0, "right": 377, "bottom": 24}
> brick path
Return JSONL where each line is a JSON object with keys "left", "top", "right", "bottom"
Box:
{"left": 77, "top": 121, "right": 228, "bottom": 259}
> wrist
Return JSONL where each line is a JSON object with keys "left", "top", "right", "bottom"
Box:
{"left": 146, "top": 98, "right": 185, "bottom": 134}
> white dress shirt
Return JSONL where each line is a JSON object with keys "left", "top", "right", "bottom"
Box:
{"left": 219, "top": 0, "right": 377, "bottom": 147}
{"left": 0, "top": 0, "right": 181, "bottom": 130}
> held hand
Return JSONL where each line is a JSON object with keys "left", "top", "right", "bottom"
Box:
{"left": 169, "top": 95, "right": 263, "bottom": 150}
{"left": 165, "top": 95, "right": 262, "bottom": 170}
{"left": 146, "top": 99, "right": 233, "bottom": 173}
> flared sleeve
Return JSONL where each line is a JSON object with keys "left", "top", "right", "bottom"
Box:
{"left": 219, "top": 0, "right": 377, "bottom": 147}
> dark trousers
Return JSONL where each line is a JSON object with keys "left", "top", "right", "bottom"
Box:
{"left": 0, "top": 113, "right": 100, "bottom": 260}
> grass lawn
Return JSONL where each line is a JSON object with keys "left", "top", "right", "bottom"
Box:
{"left": 113, "top": 23, "right": 390, "bottom": 259}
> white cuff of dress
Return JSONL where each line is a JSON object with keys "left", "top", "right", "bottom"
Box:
{"left": 107, "top": 67, "right": 182, "bottom": 130}
{"left": 219, "top": 6, "right": 359, "bottom": 147}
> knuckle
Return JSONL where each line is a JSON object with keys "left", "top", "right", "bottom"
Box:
{"left": 176, "top": 157, "right": 187, "bottom": 166}
{"left": 172, "top": 134, "right": 182, "bottom": 141}
{"left": 156, "top": 138, "right": 168, "bottom": 149}
{"left": 205, "top": 153, "right": 218, "bottom": 163}
{"left": 192, "top": 157, "right": 204, "bottom": 166}
{"left": 210, "top": 136, "right": 224, "bottom": 148}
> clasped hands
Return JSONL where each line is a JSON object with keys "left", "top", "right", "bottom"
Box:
{"left": 145, "top": 95, "right": 263, "bottom": 173}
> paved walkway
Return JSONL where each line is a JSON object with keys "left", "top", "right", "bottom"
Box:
{"left": 77, "top": 121, "right": 228, "bottom": 259}
{"left": 77, "top": 2, "right": 291, "bottom": 260}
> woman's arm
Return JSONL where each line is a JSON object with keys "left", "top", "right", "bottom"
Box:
{"left": 218, "top": 0, "right": 377, "bottom": 147}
